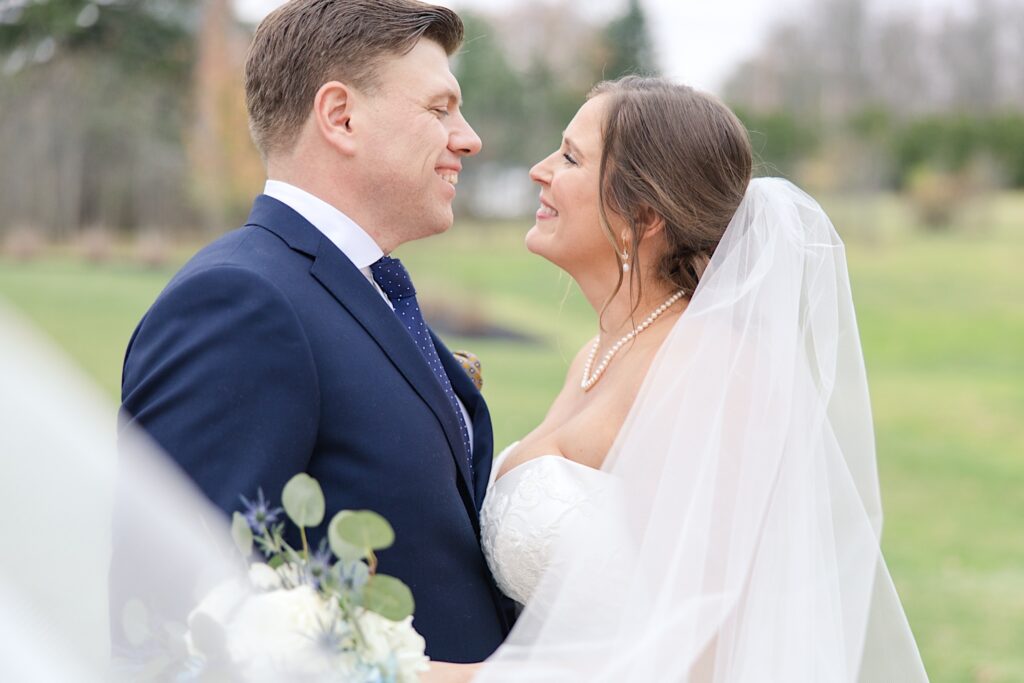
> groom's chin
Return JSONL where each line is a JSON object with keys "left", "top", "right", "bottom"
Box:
{"left": 417, "top": 207, "right": 454, "bottom": 240}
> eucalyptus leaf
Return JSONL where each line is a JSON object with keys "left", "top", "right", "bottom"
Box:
{"left": 231, "top": 511, "right": 253, "bottom": 556}
{"left": 268, "top": 555, "right": 285, "bottom": 569}
{"left": 333, "top": 509, "right": 395, "bottom": 551}
{"left": 328, "top": 511, "right": 369, "bottom": 562}
{"left": 281, "top": 473, "right": 325, "bottom": 528}
{"left": 363, "top": 574, "right": 414, "bottom": 621}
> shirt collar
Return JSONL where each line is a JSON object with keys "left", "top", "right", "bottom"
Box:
{"left": 263, "top": 180, "right": 383, "bottom": 269}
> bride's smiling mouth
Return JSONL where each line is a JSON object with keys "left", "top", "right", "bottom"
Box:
{"left": 537, "top": 197, "right": 559, "bottom": 220}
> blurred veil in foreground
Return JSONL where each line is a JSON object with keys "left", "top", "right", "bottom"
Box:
{"left": 0, "top": 303, "right": 240, "bottom": 681}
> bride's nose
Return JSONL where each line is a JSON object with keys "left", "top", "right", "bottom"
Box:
{"left": 529, "top": 154, "right": 554, "bottom": 185}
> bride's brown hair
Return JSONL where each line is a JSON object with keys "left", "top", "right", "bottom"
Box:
{"left": 590, "top": 77, "right": 752, "bottom": 315}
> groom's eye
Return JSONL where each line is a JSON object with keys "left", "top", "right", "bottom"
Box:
{"left": 431, "top": 107, "right": 450, "bottom": 119}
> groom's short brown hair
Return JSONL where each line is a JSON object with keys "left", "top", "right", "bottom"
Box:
{"left": 245, "top": 0, "right": 464, "bottom": 158}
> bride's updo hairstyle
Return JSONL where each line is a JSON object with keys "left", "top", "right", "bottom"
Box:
{"left": 590, "top": 76, "right": 752, "bottom": 307}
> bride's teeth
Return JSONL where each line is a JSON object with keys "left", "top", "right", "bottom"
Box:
{"left": 538, "top": 204, "right": 558, "bottom": 217}
{"left": 439, "top": 172, "right": 459, "bottom": 185}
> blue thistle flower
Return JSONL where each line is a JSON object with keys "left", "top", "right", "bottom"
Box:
{"left": 303, "top": 540, "right": 334, "bottom": 590}
{"left": 338, "top": 558, "right": 371, "bottom": 594}
{"left": 238, "top": 488, "right": 283, "bottom": 532}
{"left": 309, "top": 613, "right": 353, "bottom": 655}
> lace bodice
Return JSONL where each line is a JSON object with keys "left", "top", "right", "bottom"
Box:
{"left": 480, "top": 443, "right": 608, "bottom": 606}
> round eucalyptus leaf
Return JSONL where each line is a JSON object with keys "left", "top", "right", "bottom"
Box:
{"left": 282, "top": 473, "right": 325, "bottom": 528}
{"left": 328, "top": 511, "right": 368, "bottom": 562}
{"left": 333, "top": 509, "right": 394, "bottom": 551}
{"left": 231, "top": 512, "right": 253, "bottom": 557}
{"left": 363, "top": 574, "right": 414, "bottom": 621}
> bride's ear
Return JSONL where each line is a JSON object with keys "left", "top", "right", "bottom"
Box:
{"left": 637, "top": 207, "right": 666, "bottom": 241}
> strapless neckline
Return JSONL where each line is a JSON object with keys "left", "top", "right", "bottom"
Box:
{"left": 492, "top": 451, "right": 598, "bottom": 486}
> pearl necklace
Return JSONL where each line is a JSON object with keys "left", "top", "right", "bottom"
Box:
{"left": 581, "top": 289, "right": 687, "bottom": 391}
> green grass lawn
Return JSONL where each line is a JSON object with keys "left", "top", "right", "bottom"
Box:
{"left": 1, "top": 194, "right": 1022, "bottom": 682}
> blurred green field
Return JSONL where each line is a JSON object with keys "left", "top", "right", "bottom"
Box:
{"left": 1, "top": 194, "right": 1022, "bottom": 682}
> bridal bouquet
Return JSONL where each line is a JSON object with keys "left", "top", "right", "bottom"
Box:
{"left": 182, "top": 474, "right": 428, "bottom": 682}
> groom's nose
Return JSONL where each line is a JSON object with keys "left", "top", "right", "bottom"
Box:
{"left": 450, "top": 112, "right": 482, "bottom": 157}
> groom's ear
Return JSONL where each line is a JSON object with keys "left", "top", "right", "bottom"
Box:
{"left": 313, "top": 81, "right": 357, "bottom": 156}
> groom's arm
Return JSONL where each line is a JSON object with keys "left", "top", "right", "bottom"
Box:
{"left": 120, "top": 265, "right": 319, "bottom": 516}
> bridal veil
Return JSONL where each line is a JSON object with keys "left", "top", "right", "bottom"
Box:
{"left": 477, "top": 178, "right": 928, "bottom": 681}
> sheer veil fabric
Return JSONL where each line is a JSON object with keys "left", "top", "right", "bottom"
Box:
{"left": 0, "top": 305, "right": 240, "bottom": 681}
{"left": 477, "top": 178, "right": 928, "bottom": 681}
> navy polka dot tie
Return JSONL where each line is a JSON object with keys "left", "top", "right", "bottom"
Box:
{"left": 371, "top": 256, "right": 473, "bottom": 475}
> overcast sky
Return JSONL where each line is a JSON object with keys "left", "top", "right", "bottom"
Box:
{"left": 234, "top": 0, "right": 976, "bottom": 93}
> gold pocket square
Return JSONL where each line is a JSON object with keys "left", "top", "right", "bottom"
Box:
{"left": 453, "top": 350, "right": 483, "bottom": 391}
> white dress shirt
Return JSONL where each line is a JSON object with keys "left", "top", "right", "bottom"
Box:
{"left": 262, "top": 180, "right": 474, "bottom": 450}
{"left": 264, "top": 180, "right": 390, "bottom": 307}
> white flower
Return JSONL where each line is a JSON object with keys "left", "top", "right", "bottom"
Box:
{"left": 247, "top": 562, "right": 283, "bottom": 591}
{"left": 188, "top": 583, "right": 349, "bottom": 678}
{"left": 357, "top": 610, "right": 429, "bottom": 683}
{"left": 185, "top": 566, "right": 428, "bottom": 681}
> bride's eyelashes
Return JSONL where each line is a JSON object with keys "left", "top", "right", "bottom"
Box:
{"left": 562, "top": 152, "right": 579, "bottom": 167}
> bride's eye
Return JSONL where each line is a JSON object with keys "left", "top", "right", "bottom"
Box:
{"left": 562, "top": 152, "right": 579, "bottom": 167}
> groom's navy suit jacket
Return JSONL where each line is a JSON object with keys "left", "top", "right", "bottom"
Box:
{"left": 120, "top": 195, "right": 514, "bottom": 662}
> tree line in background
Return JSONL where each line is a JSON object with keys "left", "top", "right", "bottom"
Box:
{"left": 725, "top": 0, "right": 1024, "bottom": 226}
{"left": 0, "top": 0, "right": 654, "bottom": 240}
{"left": 0, "top": 0, "right": 1021, "bottom": 245}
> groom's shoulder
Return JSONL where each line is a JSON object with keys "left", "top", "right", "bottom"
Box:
{"left": 135, "top": 228, "right": 302, "bottom": 324}
{"left": 171, "top": 223, "right": 301, "bottom": 288}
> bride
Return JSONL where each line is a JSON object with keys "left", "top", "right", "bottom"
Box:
{"left": 434, "top": 76, "right": 928, "bottom": 681}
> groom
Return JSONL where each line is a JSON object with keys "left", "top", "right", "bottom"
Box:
{"left": 120, "top": 0, "right": 513, "bottom": 662}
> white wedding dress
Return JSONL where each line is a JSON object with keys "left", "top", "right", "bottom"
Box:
{"left": 480, "top": 443, "right": 610, "bottom": 606}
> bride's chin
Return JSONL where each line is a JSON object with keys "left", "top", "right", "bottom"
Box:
{"left": 524, "top": 226, "right": 547, "bottom": 256}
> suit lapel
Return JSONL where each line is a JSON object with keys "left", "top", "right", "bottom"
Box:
{"left": 434, "top": 332, "right": 493, "bottom": 509}
{"left": 309, "top": 242, "right": 477, "bottom": 505}
{"left": 246, "top": 196, "right": 478, "bottom": 515}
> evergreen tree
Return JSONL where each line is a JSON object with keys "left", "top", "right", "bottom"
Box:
{"left": 0, "top": 0, "right": 199, "bottom": 235}
{"left": 600, "top": 0, "right": 658, "bottom": 80}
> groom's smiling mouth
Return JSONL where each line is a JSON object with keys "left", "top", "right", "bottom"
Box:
{"left": 436, "top": 167, "right": 460, "bottom": 186}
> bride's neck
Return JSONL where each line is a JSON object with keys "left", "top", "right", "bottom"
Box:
{"left": 576, "top": 268, "right": 683, "bottom": 341}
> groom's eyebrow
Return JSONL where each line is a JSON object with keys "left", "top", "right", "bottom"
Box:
{"left": 430, "top": 86, "right": 463, "bottom": 108}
